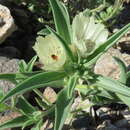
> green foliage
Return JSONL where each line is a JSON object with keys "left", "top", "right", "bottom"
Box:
{"left": 0, "top": 116, "right": 29, "bottom": 129}
{"left": 48, "top": 0, "right": 72, "bottom": 43}
{"left": 81, "top": 0, "right": 124, "bottom": 26}
{"left": 0, "top": 88, "right": 9, "bottom": 112}
{"left": 0, "top": 0, "right": 130, "bottom": 130}
{"left": 55, "top": 74, "right": 78, "bottom": 130}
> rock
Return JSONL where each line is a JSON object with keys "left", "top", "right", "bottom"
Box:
{"left": 0, "top": 112, "right": 21, "bottom": 124}
{"left": 40, "top": 119, "right": 53, "bottom": 130}
{"left": 0, "top": 57, "right": 19, "bottom": 93}
{"left": 0, "top": 46, "right": 21, "bottom": 58}
{"left": 96, "top": 120, "right": 118, "bottom": 130}
{"left": 118, "top": 31, "right": 130, "bottom": 52}
{"left": 114, "top": 119, "right": 128, "bottom": 128}
{"left": 72, "top": 115, "right": 95, "bottom": 129}
{"left": 121, "top": 110, "right": 130, "bottom": 122}
{"left": 43, "top": 87, "right": 57, "bottom": 104}
{"left": 71, "top": 97, "right": 94, "bottom": 114}
{"left": 0, "top": 112, "right": 21, "bottom": 130}
{"left": 71, "top": 97, "right": 81, "bottom": 112}
{"left": 96, "top": 107, "right": 111, "bottom": 118}
{"left": 0, "top": 4, "right": 17, "bottom": 44}
{"left": 0, "top": 56, "right": 20, "bottom": 123}
{"left": 94, "top": 48, "right": 130, "bottom": 79}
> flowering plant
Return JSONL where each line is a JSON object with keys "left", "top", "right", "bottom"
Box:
{"left": 0, "top": 0, "right": 130, "bottom": 129}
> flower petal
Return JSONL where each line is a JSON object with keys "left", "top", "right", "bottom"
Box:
{"left": 72, "top": 12, "right": 109, "bottom": 57}
{"left": 33, "top": 35, "right": 66, "bottom": 71}
{"left": 95, "top": 29, "right": 109, "bottom": 47}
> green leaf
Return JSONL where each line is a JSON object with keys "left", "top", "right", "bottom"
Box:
{"left": 126, "top": 71, "right": 130, "bottom": 87}
{"left": 19, "top": 56, "right": 37, "bottom": 72}
{"left": 0, "top": 88, "right": 9, "bottom": 112}
{"left": 113, "top": 57, "right": 130, "bottom": 107}
{"left": 37, "top": 28, "right": 51, "bottom": 36}
{"left": 76, "top": 84, "right": 119, "bottom": 101}
{"left": 47, "top": 26, "right": 75, "bottom": 62}
{"left": 31, "top": 120, "right": 43, "bottom": 130}
{"left": 0, "top": 103, "right": 9, "bottom": 112}
{"left": 67, "top": 73, "right": 78, "bottom": 98}
{"left": 0, "top": 88, "right": 4, "bottom": 98}
{"left": 0, "top": 116, "right": 29, "bottom": 129}
{"left": 0, "top": 89, "right": 9, "bottom": 110}
{"left": 55, "top": 88, "right": 73, "bottom": 130}
{"left": 0, "top": 71, "right": 41, "bottom": 84}
{"left": 22, "top": 119, "right": 35, "bottom": 130}
{"left": 48, "top": 0, "right": 71, "bottom": 43}
{"left": 85, "top": 23, "right": 130, "bottom": 67}
{"left": 16, "top": 96, "right": 36, "bottom": 116}
{"left": 0, "top": 71, "right": 66, "bottom": 103}
{"left": 96, "top": 75, "right": 130, "bottom": 106}
{"left": 19, "top": 60, "right": 27, "bottom": 73}
{"left": 96, "top": 75, "right": 130, "bottom": 97}
{"left": 113, "top": 56, "right": 127, "bottom": 84}
{"left": 97, "top": 89, "right": 119, "bottom": 101}
{"left": 26, "top": 56, "right": 37, "bottom": 72}
{"left": 116, "top": 94, "right": 130, "bottom": 107}
{"left": 35, "top": 97, "right": 49, "bottom": 110}
{"left": 127, "top": 71, "right": 130, "bottom": 79}
{"left": 54, "top": 75, "right": 77, "bottom": 130}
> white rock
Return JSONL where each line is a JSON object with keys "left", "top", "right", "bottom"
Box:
{"left": 0, "top": 4, "right": 17, "bottom": 44}
{"left": 94, "top": 48, "right": 130, "bottom": 79}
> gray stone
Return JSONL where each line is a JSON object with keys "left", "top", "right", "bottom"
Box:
{"left": 0, "top": 46, "right": 21, "bottom": 58}
{"left": 96, "top": 120, "right": 118, "bottom": 130}
{"left": 121, "top": 110, "right": 130, "bottom": 121}
{"left": 0, "top": 4, "right": 17, "bottom": 44}
{"left": 0, "top": 57, "right": 19, "bottom": 93}
{"left": 94, "top": 48, "right": 130, "bottom": 79}
{"left": 114, "top": 119, "right": 128, "bottom": 128}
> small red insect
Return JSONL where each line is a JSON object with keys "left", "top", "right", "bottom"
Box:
{"left": 51, "top": 54, "right": 58, "bottom": 61}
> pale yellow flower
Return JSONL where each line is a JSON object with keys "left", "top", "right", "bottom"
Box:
{"left": 33, "top": 34, "right": 66, "bottom": 71}
{"left": 72, "top": 12, "right": 108, "bottom": 57}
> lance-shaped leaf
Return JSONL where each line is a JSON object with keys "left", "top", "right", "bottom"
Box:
{"left": 48, "top": 0, "right": 71, "bottom": 44}
{"left": 19, "top": 60, "right": 27, "bottom": 73}
{"left": 96, "top": 75, "right": 130, "bottom": 107}
{"left": 113, "top": 56, "right": 127, "bottom": 84}
{"left": 96, "top": 75, "right": 130, "bottom": 97}
{"left": 16, "top": 96, "right": 36, "bottom": 116}
{"left": 54, "top": 75, "right": 78, "bottom": 130}
{"left": 0, "top": 116, "right": 29, "bottom": 129}
{"left": 116, "top": 94, "right": 130, "bottom": 107}
{"left": 47, "top": 26, "right": 75, "bottom": 62}
{"left": 0, "top": 71, "right": 41, "bottom": 84}
{"left": 0, "top": 71, "right": 67, "bottom": 103}
{"left": 26, "top": 55, "right": 37, "bottom": 72}
{"left": 113, "top": 57, "right": 130, "bottom": 107}
{"left": 19, "top": 56, "right": 37, "bottom": 73}
{"left": 126, "top": 70, "right": 130, "bottom": 85}
{"left": 31, "top": 120, "right": 43, "bottom": 130}
{"left": 85, "top": 23, "right": 130, "bottom": 67}
{"left": 0, "top": 88, "right": 9, "bottom": 112}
